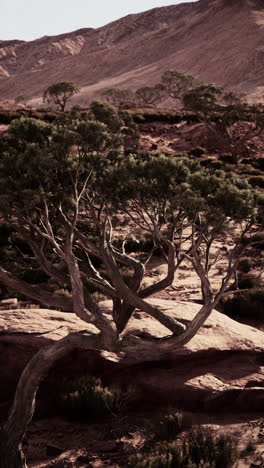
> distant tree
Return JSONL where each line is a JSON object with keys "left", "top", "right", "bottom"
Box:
{"left": 183, "top": 83, "right": 224, "bottom": 114}
{"left": 101, "top": 88, "right": 136, "bottom": 108}
{"left": 184, "top": 85, "right": 264, "bottom": 163}
{"left": 14, "top": 94, "right": 31, "bottom": 107}
{"left": 135, "top": 84, "right": 166, "bottom": 107}
{"left": 43, "top": 81, "right": 80, "bottom": 111}
{"left": 161, "top": 69, "right": 196, "bottom": 104}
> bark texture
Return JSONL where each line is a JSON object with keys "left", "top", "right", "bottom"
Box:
{"left": 0, "top": 331, "right": 101, "bottom": 468}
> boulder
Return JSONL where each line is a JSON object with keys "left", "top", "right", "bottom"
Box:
{"left": 0, "top": 299, "right": 263, "bottom": 413}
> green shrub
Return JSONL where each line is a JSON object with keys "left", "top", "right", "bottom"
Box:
{"left": 237, "top": 274, "right": 261, "bottom": 290}
{"left": 250, "top": 232, "right": 264, "bottom": 250}
{"left": 222, "top": 288, "right": 264, "bottom": 321}
{"left": 189, "top": 147, "right": 205, "bottom": 158}
{"left": 184, "top": 426, "right": 238, "bottom": 468}
{"left": 219, "top": 154, "right": 236, "bottom": 165}
{"left": 237, "top": 258, "right": 251, "bottom": 273}
{"left": 248, "top": 176, "right": 264, "bottom": 189}
{"left": 158, "top": 411, "right": 192, "bottom": 441}
{"left": 200, "top": 158, "right": 222, "bottom": 169}
{"left": 130, "top": 426, "right": 238, "bottom": 467}
{"left": 129, "top": 109, "right": 199, "bottom": 125}
{"left": 253, "top": 158, "right": 264, "bottom": 171}
{"left": 129, "top": 442, "right": 191, "bottom": 468}
{"left": 0, "top": 111, "right": 20, "bottom": 124}
{"left": 57, "top": 376, "right": 123, "bottom": 422}
{"left": 114, "top": 234, "right": 155, "bottom": 254}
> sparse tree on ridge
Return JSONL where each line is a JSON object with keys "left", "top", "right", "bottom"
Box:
{"left": 101, "top": 88, "right": 136, "bottom": 108}
{"left": 161, "top": 69, "right": 196, "bottom": 104}
{"left": 135, "top": 84, "right": 166, "bottom": 107}
{"left": 43, "top": 81, "right": 80, "bottom": 111}
{"left": 14, "top": 94, "right": 31, "bottom": 107}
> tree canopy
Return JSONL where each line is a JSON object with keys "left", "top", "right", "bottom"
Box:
{"left": 1, "top": 101, "right": 264, "bottom": 467}
{"left": 43, "top": 81, "right": 80, "bottom": 111}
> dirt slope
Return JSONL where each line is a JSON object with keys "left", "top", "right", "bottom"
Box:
{"left": 0, "top": 0, "right": 263, "bottom": 104}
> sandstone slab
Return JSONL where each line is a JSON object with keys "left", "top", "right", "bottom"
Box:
{"left": 0, "top": 299, "right": 263, "bottom": 412}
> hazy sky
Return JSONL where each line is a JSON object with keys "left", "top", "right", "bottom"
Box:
{"left": 1, "top": 0, "right": 197, "bottom": 42}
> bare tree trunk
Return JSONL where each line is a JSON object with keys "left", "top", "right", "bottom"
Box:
{"left": 0, "top": 267, "right": 73, "bottom": 311}
{"left": 0, "top": 331, "right": 101, "bottom": 468}
{"left": 0, "top": 436, "right": 27, "bottom": 468}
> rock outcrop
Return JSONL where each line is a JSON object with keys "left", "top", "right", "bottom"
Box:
{"left": 0, "top": 299, "right": 263, "bottom": 414}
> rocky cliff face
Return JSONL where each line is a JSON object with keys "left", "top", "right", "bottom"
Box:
{"left": 0, "top": 0, "right": 263, "bottom": 104}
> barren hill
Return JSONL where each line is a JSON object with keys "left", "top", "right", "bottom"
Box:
{"left": 0, "top": 0, "right": 263, "bottom": 105}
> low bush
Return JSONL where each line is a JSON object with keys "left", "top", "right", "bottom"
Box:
{"left": 252, "top": 158, "right": 264, "bottom": 171}
{"left": 221, "top": 288, "right": 264, "bottom": 321}
{"left": 158, "top": 411, "right": 192, "bottom": 441}
{"left": 130, "top": 426, "right": 238, "bottom": 468}
{"left": 249, "top": 176, "right": 264, "bottom": 189}
{"left": 189, "top": 147, "right": 205, "bottom": 158}
{"left": 114, "top": 234, "right": 155, "bottom": 254}
{"left": 237, "top": 273, "right": 261, "bottom": 290}
{"left": 200, "top": 158, "right": 223, "bottom": 170}
{"left": 237, "top": 258, "right": 251, "bottom": 273}
{"left": 219, "top": 154, "right": 236, "bottom": 165}
{"left": 184, "top": 426, "right": 238, "bottom": 468}
{"left": 129, "top": 109, "right": 200, "bottom": 125}
{"left": 57, "top": 376, "right": 124, "bottom": 422}
{"left": 250, "top": 231, "right": 264, "bottom": 250}
{"left": 0, "top": 111, "right": 20, "bottom": 124}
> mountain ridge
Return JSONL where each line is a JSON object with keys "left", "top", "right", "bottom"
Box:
{"left": 0, "top": 0, "right": 263, "bottom": 104}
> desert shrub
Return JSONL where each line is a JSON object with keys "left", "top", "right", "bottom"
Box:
{"left": 35, "top": 108, "right": 47, "bottom": 113}
{"left": 200, "top": 158, "right": 223, "bottom": 170}
{"left": 248, "top": 176, "right": 264, "bottom": 189}
{"left": 219, "top": 154, "right": 236, "bottom": 165}
{"left": 130, "top": 426, "right": 238, "bottom": 467}
{"left": 237, "top": 258, "right": 251, "bottom": 273}
{"left": 92, "top": 291, "right": 108, "bottom": 303}
{"left": 221, "top": 288, "right": 264, "bottom": 321}
{"left": 57, "top": 376, "right": 123, "bottom": 422}
{"left": 250, "top": 231, "right": 264, "bottom": 249}
{"left": 189, "top": 147, "right": 205, "bottom": 158}
{"left": 114, "top": 234, "right": 155, "bottom": 254}
{"left": 239, "top": 168, "right": 262, "bottom": 177}
{"left": 41, "top": 112, "right": 58, "bottom": 123}
{"left": 253, "top": 158, "right": 264, "bottom": 171}
{"left": 0, "top": 111, "right": 20, "bottom": 124}
{"left": 121, "top": 267, "right": 136, "bottom": 286}
{"left": 53, "top": 288, "right": 71, "bottom": 297}
{"left": 158, "top": 411, "right": 192, "bottom": 441}
{"left": 200, "top": 158, "right": 215, "bottom": 167}
{"left": 20, "top": 269, "right": 49, "bottom": 284}
{"left": 129, "top": 109, "right": 199, "bottom": 125}
{"left": 237, "top": 273, "right": 261, "bottom": 290}
{"left": 71, "top": 105, "right": 81, "bottom": 112}
{"left": 130, "top": 443, "right": 187, "bottom": 468}
{"left": 184, "top": 426, "right": 238, "bottom": 468}
{"left": 240, "top": 158, "right": 253, "bottom": 165}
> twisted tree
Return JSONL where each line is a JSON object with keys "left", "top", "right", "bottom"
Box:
{"left": 161, "top": 70, "right": 196, "bottom": 104}
{"left": 0, "top": 108, "right": 263, "bottom": 466}
{"left": 135, "top": 84, "right": 166, "bottom": 108}
{"left": 43, "top": 81, "right": 80, "bottom": 111}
